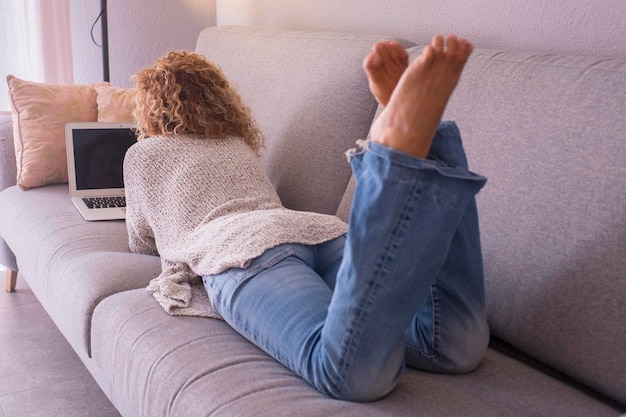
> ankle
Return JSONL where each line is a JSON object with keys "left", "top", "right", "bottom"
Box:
{"left": 373, "top": 127, "right": 433, "bottom": 159}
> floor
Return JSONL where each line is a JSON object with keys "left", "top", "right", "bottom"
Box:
{"left": 0, "top": 268, "right": 121, "bottom": 417}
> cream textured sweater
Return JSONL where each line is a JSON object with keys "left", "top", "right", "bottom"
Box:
{"left": 124, "top": 136, "right": 348, "bottom": 318}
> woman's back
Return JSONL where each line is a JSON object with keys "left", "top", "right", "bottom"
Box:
{"left": 124, "top": 134, "right": 347, "bottom": 275}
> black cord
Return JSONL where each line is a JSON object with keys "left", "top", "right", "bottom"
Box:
{"left": 90, "top": 8, "right": 104, "bottom": 47}
{"left": 89, "top": 0, "right": 109, "bottom": 82}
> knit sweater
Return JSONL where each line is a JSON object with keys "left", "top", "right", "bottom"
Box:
{"left": 124, "top": 135, "right": 348, "bottom": 317}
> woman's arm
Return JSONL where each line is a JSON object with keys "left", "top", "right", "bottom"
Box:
{"left": 127, "top": 211, "right": 159, "bottom": 256}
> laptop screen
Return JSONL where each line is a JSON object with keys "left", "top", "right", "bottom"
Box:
{"left": 71, "top": 127, "right": 137, "bottom": 191}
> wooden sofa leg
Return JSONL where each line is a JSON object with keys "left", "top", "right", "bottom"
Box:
{"left": 5, "top": 268, "right": 17, "bottom": 292}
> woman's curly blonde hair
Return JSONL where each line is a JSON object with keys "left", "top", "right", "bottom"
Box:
{"left": 132, "top": 50, "right": 264, "bottom": 152}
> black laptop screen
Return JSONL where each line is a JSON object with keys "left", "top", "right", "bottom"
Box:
{"left": 72, "top": 128, "right": 137, "bottom": 190}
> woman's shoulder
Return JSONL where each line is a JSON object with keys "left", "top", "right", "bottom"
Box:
{"left": 126, "top": 135, "right": 254, "bottom": 167}
{"left": 128, "top": 135, "right": 201, "bottom": 158}
{"left": 131, "top": 135, "right": 247, "bottom": 150}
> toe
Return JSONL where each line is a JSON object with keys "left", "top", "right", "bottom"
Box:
{"left": 459, "top": 39, "right": 474, "bottom": 60}
{"left": 363, "top": 51, "right": 383, "bottom": 72}
{"left": 445, "top": 35, "right": 460, "bottom": 55}
{"left": 419, "top": 44, "right": 437, "bottom": 69}
{"left": 388, "top": 41, "right": 409, "bottom": 67}
{"left": 432, "top": 35, "right": 444, "bottom": 53}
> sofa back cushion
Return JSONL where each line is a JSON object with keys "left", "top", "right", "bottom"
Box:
{"left": 441, "top": 48, "right": 625, "bottom": 403}
{"left": 195, "top": 26, "right": 414, "bottom": 215}
{"left": 338, "top": 46, "right": 626, "bottom": 405}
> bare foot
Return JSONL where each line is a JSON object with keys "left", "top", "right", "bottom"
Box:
{"left": 363, "top": 41, "right": 409, "bottom": 107}
{"left": 368, "top": 35, "right": 473, "bottom": 159}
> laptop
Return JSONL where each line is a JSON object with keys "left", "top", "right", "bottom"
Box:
{"left": 65, "top": 122, "right": 138, "bottom": 221}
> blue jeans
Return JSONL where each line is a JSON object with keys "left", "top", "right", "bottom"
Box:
{"left": 203, "top": 121, "right": 488, "bottom": 401}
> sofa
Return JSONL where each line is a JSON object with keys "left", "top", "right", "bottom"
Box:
{"left": 1, "top": 25, "right": 624, "bottom": 417}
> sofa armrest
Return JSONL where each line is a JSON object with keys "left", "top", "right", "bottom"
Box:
{"left": 0, "top": 113, "right": 18, "bottom": 272}
{"left": 0, "top": 113, "right": 16, "bottom": 192}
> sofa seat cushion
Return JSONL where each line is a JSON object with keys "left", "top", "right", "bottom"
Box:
{"left": 91, "top": 288, "right": 621, "bottom": 417}
{"left": 0, "top": 184, "right": 161, "bottom": 356}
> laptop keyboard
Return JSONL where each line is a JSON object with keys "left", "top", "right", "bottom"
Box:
{"left": 82, "top": 197, "right": 126, "bottom": 209}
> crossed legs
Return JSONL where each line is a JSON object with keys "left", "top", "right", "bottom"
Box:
{"left": 205, "top": 35, "right": 488, "bottom": 402}
{"left": 362, "top": 35, "right": 488, "bottom": 373}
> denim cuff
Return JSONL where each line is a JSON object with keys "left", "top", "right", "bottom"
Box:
{"left": 350, "top": 140, "right": 487, "bottom": 184}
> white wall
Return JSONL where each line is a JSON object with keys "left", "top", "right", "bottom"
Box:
{"left": 216, "top": 0, "right": 626, "bottom": 59}
{"left": 71, "top": 0, "right": 216, "bottom": 87}
{"left": 70, "top": 1, "right": 102, "bottom": 85}
{"left": 71, "top": 0, "right": 625, "bottom": 87}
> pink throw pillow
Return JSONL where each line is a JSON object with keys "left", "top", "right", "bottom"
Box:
{"left": 7, "top": 75, "right": 103, "bottom": 190}
{"left": 96, "top": 84, "right": 137, "bottom": 122}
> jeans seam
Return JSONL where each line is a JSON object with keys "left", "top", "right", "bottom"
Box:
{"left": 336, "top": 172, "right": 423, "bottom": 396}
{"left": 431, "top": 286, "right": 441, "bottom": 357}
{"left": 226, "top": 246, "right": 295, "bottom": 283}
{"left": 312, "top": 243, "right": 320, "bottom": 273}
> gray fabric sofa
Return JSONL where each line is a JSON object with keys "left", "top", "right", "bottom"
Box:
{"left": 1, "top": 25, "right": 625, "bottom": 417}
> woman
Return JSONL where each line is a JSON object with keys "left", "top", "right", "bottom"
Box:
{"left": 125, "top": 34, "right": 488, "bottom": 402}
